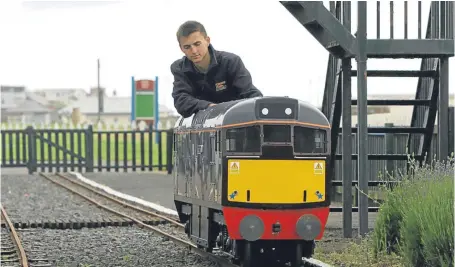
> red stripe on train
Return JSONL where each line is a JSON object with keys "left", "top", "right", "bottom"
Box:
{"left": 222, "top": 206, "right": 330, "bottom": 240}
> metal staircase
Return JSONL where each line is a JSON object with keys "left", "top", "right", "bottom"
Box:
{"left": 280, "top": 1, "right": 454, "bottom": 237}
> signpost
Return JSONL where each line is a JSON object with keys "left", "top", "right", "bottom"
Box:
{"left": 131, "top": 76, "right": 160, "bottom": 143}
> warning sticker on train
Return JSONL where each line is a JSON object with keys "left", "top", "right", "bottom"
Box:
{"left": 314, "top": 162, "right": 324, "bottom": 175}
{"left": 230, "top": 161, "right": 240, "bottom": 174}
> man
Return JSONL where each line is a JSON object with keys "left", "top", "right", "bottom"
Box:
{"left": 170, "top": 20, "right": 263, "bottom": 118}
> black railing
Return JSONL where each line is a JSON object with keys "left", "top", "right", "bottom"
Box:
{"left": 0, "top": 124, "right": 174, "bottom": 174}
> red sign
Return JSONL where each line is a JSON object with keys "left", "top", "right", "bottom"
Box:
{"left": 136, "top": 79, "right": 155, "bottom": 91}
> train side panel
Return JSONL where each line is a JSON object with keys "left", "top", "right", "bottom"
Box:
{"left": 173, "top": 126, "right": 225, "bottom": 251}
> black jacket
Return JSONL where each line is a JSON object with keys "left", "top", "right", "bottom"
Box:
{"left": 170, "top": 44, "right": 263, "bottom": 118}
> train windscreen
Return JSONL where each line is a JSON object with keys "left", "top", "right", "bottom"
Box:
{"left": 225, "top": 126, "right": 261, "bottom": 153}
{"left": 293, "top": 126, "right": 327, "bottom": 154}
{"left": 263, "top": 125, "right": 291, "bottom": 143}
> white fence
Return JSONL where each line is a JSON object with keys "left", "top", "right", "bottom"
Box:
{"left": 0, "top": 120, "right": 175, "bottom": 131}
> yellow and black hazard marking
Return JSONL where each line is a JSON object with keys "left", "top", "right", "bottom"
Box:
{"left": 229, "top": 161, "right": 240, "bottom": 174}
{"left": 313, "top": 162, "right": 324, "bottom": 175}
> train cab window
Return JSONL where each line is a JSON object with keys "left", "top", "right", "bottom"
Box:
{"left": 225, "top": 126, "right": 261, "bottom": 153}
{"left": 263, "top": 125, "right": 291, "bottom": 143}
{"left": 294, "top": 126, "right": 327, "bottom": 154}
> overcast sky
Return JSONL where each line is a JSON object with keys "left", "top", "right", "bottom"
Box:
{"left": 0, "top": 0, "right": 453, "bottom": 112}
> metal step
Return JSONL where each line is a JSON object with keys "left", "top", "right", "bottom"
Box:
{"left": 351, "top": 70, "right": 437, "bottom": 77}
{"left": 330, "top": 207, "right": 379, "bottom": 212}
{"left": 344, "top": 127, "right": 427, "bottom": 134}
{"left": 335, "top": 154, "right": 424, "bottom": 160}
{"left": 351, "top": 99, "right": 430, "bottom": 106}
{"left": 331, "top": 180, "right": 400, "bottom": 186}
{"left": 280, "top": 1, "right": 356, "bottom": 58}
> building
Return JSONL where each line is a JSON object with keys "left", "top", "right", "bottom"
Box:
{"left": 1, "top": 85, "right": 178, "bottom": 128}
{"left": 58, "top": 94, "right": 179, "bottom": 128}
{"left": 33, "top": 88, "right": 87, "bottom": 105}
{"left": 1, "top": 85, "right": 57, "bottom": 124}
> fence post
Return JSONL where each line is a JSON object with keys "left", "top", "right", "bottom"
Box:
{"left": 448, "top": 107, "right": 454, "bottom": 158}
{"left": 166, "top": 129, "right": 174, "bottom": 174}
{"left": 85, "top": 125, "right": 94, "bottom": 172}
{"left": 26, "top": 126, "right": 37, "bottom": 174}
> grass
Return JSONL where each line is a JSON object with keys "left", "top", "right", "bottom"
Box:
{"left": 316, "top": 154, "right": 454, "bottom": 267}
{"left": 0, "top": 131, "right": 170, "bottom": 166}
{"left": 314, "top": 237, "right": 404, "bottom": 267}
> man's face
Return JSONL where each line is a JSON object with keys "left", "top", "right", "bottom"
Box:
{"left": 179, "top": 31, "right": 210, "bottom": 64}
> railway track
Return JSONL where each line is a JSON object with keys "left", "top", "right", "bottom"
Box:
{"left": 1, "top": 205, "right": 28, "bottom": 267}
{"left": 39, "top": 172, "right": 184, "bottom": 229}
{"left": 38, "top": 172, "right": 238, "bottom": 267}
{"left": 1, "top": 205, "right": 52, "bottom": 267}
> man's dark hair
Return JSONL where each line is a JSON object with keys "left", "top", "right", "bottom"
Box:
{"left": 176, "top": 21, "right": 207, "bottom": 43}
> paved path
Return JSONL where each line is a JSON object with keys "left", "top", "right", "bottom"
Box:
{"left": 81, "top": 172, "right": 175, "bottom": 209}
{"left": 78, "top": 172, "right": 378, "bottom": 230}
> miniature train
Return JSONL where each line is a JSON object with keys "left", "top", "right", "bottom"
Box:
{"left": 172, "top": 96, "right": 332, "bottom": 266}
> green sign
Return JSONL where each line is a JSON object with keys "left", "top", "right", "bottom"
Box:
{"left": 136, "top": 92, "right": 155, "bottom": 118}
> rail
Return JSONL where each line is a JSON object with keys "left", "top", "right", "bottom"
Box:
{"left": 54, "top": 172, "right": 183, "bottom": 227}
{"left": 1, "top": 204, "right": 29, "bottom": 267}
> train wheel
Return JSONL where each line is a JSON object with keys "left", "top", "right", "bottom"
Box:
{"left": 197, "top": 245, "right": 213, "bottom": 253}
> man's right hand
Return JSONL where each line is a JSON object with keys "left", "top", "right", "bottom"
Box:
{"left": 208, "top": 103, "right": 216, "bottom": 107}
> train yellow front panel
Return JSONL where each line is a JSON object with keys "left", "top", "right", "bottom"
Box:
{"left": 227, "top": 159, "right": 326, "bottom": 204}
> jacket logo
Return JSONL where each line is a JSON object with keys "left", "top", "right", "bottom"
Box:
{"left": 215, "top": 81, "right": 227, "bottom": 91}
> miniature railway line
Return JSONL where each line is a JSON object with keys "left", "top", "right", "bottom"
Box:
{"left": 1, "top": 205, "right": 28, "bottom": 267}
{"left": 38, "top": 172, "right": 238, "bottom": 267}
{"left": 1, "top": 205, "right": 53, "bottom": 267}
{"left": 39, "top": 172, "right": 184, "bottom": 229}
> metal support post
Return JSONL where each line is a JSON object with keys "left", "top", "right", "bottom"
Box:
{"left": 356, "top": 1, "right": 369, "bottom": 236}
{"left": 342, "top": 59, "right": 353, "bottom": 238}
{"left": 341, "top": 0, "right": 353, "bottom": 239}
{"left": 439, "top": 58, "right": 449, "bottom": 162}
{"left": 438, "top": 1, "right": 449, "bottom": 163}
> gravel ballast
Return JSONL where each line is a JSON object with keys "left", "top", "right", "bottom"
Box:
{"left": 1, "top": 174, "right": 124, "bottom": 224}
{"left": 47, "top": 173, "right": 190, "bottom": 238}
{"left": 17, "top": 226, "right": 219, "bottom": 267}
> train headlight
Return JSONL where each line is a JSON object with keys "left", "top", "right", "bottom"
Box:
{"left": 255, "top": 98, "right": 298, "bottom": 119}
{"left": 239, "top": 215, "right": 264, "bottom": 241}
{"left": 295, "top": 214, "right": 321, "bottom": 241}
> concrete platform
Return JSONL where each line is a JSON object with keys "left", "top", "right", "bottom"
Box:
{"left": 62, "top": 171, "right": 380, "bottom": 230}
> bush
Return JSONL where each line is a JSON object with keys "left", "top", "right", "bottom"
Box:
{"left": 371, "top": 155, "right": 454, "bottom": 267}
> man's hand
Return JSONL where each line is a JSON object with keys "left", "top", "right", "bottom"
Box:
{"left": 208, "top": 103, "right": 217, "bottom": 107}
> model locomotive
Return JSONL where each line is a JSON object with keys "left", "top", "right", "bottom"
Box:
{"left": 172, "top": 96, "right": 332, "bottom": 266}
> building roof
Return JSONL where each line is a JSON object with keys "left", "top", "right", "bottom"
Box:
{"left": 34, "top": 88, "right": 86, "bottom": 93}
{"left": 5, "top": 98, "right": 52, "bottom": 114}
